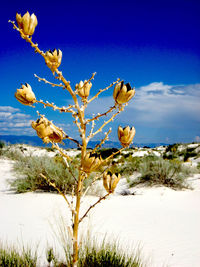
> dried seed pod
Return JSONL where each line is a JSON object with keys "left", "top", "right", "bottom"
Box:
{"left": 103, "top": 171, "right": 121, "bottom": 193}
{"left": 15, "top": 83, "right": 36, "bottom": 106}
{"left": 81, "top": 153, "right": 102, "bottom": 173}
{"left": 44, "top": 49, "right": 62, "bottom": 73}
{"left": 113, "top": 81, "right": 135, "bottom": 104}
{"left": 118, "top": 126, "right": 135, "bottom": 147}
{"left": 75, "top": 80, "right": 92, "bottom": 99}
{"left": 16, "top": 12, "right": 38, "bottom": 36}
{"left": 31, "top": 116, "right": 65, "bottom": 143}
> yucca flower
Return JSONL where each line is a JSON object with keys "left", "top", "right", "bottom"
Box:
{"left": 118, "top": 126, "right": 135, "bottom": 147}
{"left": 75, "top": 80, "right": 92, "bottom": 99}
{"left": 103, "top": 171, "right": 121, "bottom": 193}
{"left": 16, "top": 12, "right": 38, "bottom": 36}
{"left": 31, "top": 116, "right": 65, "bottom": 143}
{"left": 15, "top": 83, "right": 36, "bottom": 106}
{"left": 113, "top": 81, "right": 135, "bottom": 104}
{"left": 81, "top": 153, "right": 102, "bottom": 173}
{"left": 44, "top": 49, "right": 62, "bottom": 72}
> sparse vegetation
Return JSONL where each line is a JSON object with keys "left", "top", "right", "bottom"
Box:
{"left": 128, "top": 157, "right": 194, "bottom": 189}
{"left": 0, "top": 241, "right": 143, "bottom": 267}
{"left": 1, "top": 143, "right": 199, "bottom": 193}
{"left": 163, "top": 143, "right": 199, "bottom": 162}
{"left": 0, "top": 245, "right": 37, "bottom": 267}
{"left": 10, "top": 155, "right": 79, "bottom": 193}
{"left": 78, "top": 241, "right": 143, "bottom": 267}
{"left": 0, "top": 144, "right": 27, "bottom": 160}
{"left": 182, "top": 148, "right": 198, "bottom": 162}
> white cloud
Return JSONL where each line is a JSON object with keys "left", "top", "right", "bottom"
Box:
{"left": 138, "top": 82, "right": 172, "bottom": 95}
{"left": 128, "top": 82, "right": 200, "bottom": 124}
{"left": 81, "top": 82, "right": 200, "bottom": 132}
{"left": 0, "top": 106, "right": 33, "bottom": 135}
{"left": 0, "top": 112, "right": 12, "bottom": 119}
{"left": 0, "top": 106, "right": 19, "bottom": 112}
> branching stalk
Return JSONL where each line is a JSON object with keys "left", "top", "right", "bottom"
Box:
{"left": 10, "top": 14, "right": 135, "bottom": 267}
{"left": 34, "top": 74, "right": 66, "bottom": 89}
{"left": 92, "top": 128, "right": 112, "bottom": 153}
{"left": 36, "top": 100, "right": 74, "bottom": 113}
{"left": 87, "top": 78, "right": 120, "bottom": 103}
{"left": 79, "top": 193, "right": 110, "bottom": 223}
{"left": 91, "top": 107, "right": 125, "bottom": 138}
{"left": 86, "top": 105, "right": 116, "bottom": 123}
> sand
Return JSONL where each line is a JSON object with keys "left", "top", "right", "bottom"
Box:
{"left": 0, "top": 158, "right": 200, "bottom": 266}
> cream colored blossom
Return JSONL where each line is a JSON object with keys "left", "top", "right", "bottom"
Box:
{"left": 15, "top": 83, "right": 36, "bottom": 106}
{"left": 113, "top": 81, "right": 135, "bottom": 104}
{"left": 118, "top": 126, "right": 135, "bottom": 147}
{"left": 31, "top": 116, "right": 65, "bottom": 143}
{"left": 103, "top": 171, "right": 121, "bottom": 193}
{"left": 44, "top": 49, "right": 62, "bottom": 72}
{"left": 81, "top": 153, "right": 102, "bottom": 173}
{"left": 75, "top": 80, "right": 92, "bottom": 99}
{"left": 16, "top": 12, "right": 38, "bottom": 36}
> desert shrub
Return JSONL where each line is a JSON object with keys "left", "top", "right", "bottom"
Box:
{"left": 0, "top": 145, "right": 25, "bottom": 160}
{"left": 10, "top": 155, "right": 79, "bottom": 193}
{"left": 128, "top": 157, "right": 192, "bottom": 189}
{"left": 163, "top": 143, "right": 180, "bottom": 160}
{"left": 97, "top": 148, "right": 118, "bottom": 159}
{"left": 0, "top": 245, "right": 37, "bottom": 267}
{"left": 183, "top": 148, "right": 198, "bottom": 162}
{"left": 165, "top": 143, "right": 179, "bottom": 153}
{"left": 163, "top": 152, "right": 177, "bottom": 160}
{"left": 111, "top": 155, "right": 157, "bottom": 177}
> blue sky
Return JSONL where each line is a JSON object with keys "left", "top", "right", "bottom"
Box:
{"left": 0, "top": 0, "right": 200, "bottom": 144}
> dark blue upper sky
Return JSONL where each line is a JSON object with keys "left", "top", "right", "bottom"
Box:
{"left": 0, "top": 0, "right": 200, "bottom": 144}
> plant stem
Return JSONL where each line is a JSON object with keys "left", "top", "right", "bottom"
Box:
{"left": 72, "top": 171, "right": 84, "bottom": 266}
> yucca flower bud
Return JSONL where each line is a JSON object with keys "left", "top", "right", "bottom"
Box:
{"left": 81, "top": 153, "right": 102, "bottom": 173}
{"left": 31, "top": 116, "right": 65, "bottom": 143}
{"left": 15, "top": 83, "right": 36, "bottom": 106}
{"left": 44, "top": 49, "right": 62, "bottom": 72}
{"left": 113, "top": 81, "right": 135, "bottom": 104}
{"left": 75, "top": 80, "right": 92, "bottom": 99}
{"left": 16, "top": 12, "right": 38, "bottom": 36}
{"left": 103, "top": 171, "right": 121, "bottom": 193}
{"left": 118, "top": 126, "right": 135, "bottom": 147}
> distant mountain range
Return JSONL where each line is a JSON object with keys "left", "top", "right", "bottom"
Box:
{"left": 0, "top": 135, "right": 170, "bottom": 148}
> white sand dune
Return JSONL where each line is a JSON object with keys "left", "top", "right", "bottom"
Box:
{"left": 0, "top": 158, "right": 200, "bottom": 266}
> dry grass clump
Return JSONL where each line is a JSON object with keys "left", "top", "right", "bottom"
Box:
{"left": 0, "top": 241, "right": 143, "bottom": 267}
{"left": 46, "top": 240, "right": 143, "bottom": 267}
{"left": 0, "top": 244, "right": 37, "bottom": 267}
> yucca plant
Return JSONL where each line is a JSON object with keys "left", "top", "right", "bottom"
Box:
{"left": 9, "top": 12, "right": 136, "bottom": 266}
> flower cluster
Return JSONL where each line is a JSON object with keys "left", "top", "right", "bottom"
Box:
{"left": 44, "top": 49, "right": 62, "bottom": 73}
{"left": 16, "top": 12, "right": 38, "bottom": 36}
{"left": 81, "top": 153, "right": 102, "bottom": 173}
{"left": 113, "top": 81, "right": 135, "bottom": 105}
{"left": 31, "top": 116, "right": 66, "bottom": 143}
{"left": 103, "top": 171, "right": 121, "bottom": 193}
{"left": 118, "top": 126, "right": 136, "bottom": 147}
{"left": 75, "top": 80, "right": 92, "bottom": 99}
{"left": 15, "top": 83, "right": 36, "bottom": 106}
